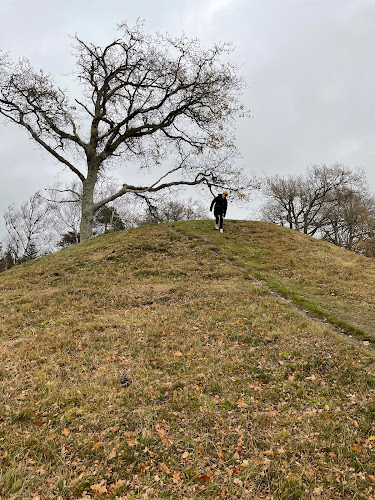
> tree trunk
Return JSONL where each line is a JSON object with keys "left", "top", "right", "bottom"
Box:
{"left": 80, "top": 169, "right": 98, "bottom": 241}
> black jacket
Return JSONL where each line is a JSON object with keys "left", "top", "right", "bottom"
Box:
{"left": 210, "top": 194, "right": 227, "bottom": 216}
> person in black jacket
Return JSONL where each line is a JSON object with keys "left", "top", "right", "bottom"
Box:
{"left": 210, "top": 191, "right": 228, "bottom": 232}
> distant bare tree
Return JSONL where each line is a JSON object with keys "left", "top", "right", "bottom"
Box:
{"left": 320, "top": 186, "right": 375, "bottom": 251}
{"left": 356, "top": 215, "right": 375, "bottom": 257}
{"left": 260, "top": 175, "right": 303, "bottom": 229}
{"left": 261, "top": 164, "right": 364, "bottom": 236}
{"left": 41, "top": 181, "right": 82, "bottom": 245}
{"left": 94, "top": 206, "right": 125, "bottom": 232}
{"left": 136, "top": 196, "right": 208, "bottom": 224}
{"left": 0, "top": 22, "right": 252, "bottom": 241}
{"left": 0, "top": 242, "right": 15, "bottom": 272}
{"left": 3, "top": 194, "right": 52, "bottom": 262}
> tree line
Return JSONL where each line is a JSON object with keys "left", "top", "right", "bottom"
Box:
{"left": 2, "top": 162, "right": 375, "bottom": 274}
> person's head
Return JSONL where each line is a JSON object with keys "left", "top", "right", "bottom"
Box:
{"left": 223, "top": 191, "right": 228, "bottom": 198}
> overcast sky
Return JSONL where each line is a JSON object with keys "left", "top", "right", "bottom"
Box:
{"left": 1, "top": 0, "right": 375, "bottom": 237}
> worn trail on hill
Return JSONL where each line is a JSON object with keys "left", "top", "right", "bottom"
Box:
{"left": 170, "top": 226, "right": 375, "bottom": 356}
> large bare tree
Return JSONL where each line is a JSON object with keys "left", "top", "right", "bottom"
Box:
{"left": 0, "top": 22, "right": 251, "bottom": 240}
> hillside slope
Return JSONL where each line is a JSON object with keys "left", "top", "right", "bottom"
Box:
{"left": 0, "top": 220, "right": 374, "bottom": 499}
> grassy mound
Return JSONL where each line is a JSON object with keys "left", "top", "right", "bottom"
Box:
{"left": 1, "top": 220, "right": 374, "bottom": 499}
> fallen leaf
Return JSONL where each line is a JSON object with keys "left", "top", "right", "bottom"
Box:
{"left": 260, "top": 449, "right": 273, "bottom": 456}
{"left": 237, "top": 399, "right": 248, "bottom": 408}
{"left": 92, "top": 441, "right": 104, "bottom": 451}
{"left": 47, "top": 433, "right": 58, "bottom": 441}
{"left": 369, "top": 475, "right": 375, "bottom": 484}
{"left": 155, "top": 425, "right": 174, "bottom": 446}
{"left": 368, "top": 436, "right": 375, "bottom": 441}
{"left": 62, "top": 428, "right": 70, "bottom": 436}
{"left": 108, "top": 479, "right": 126, "bottom": 492}
{"left": 181, "top": 451, "right": 189, "bottom": 460}
{"left": 262, "top": 457, "right": 271, "bottom": 470}
{"left": 172, "top": 472, "right": 181, "bottom": 483}
{"left": 195, "top": 474, "right": 211, "bottom": 483}
{"left": 352, "top": 444, "right": 361, "bottom": 452}
{"left": 199, "top": 445, "right": 205, "bottom": 456}
{"left": 227, "top": 467, "right": 239, "bottom": 477}
{"left": 174, "top": 351, "right": 182, "bottom": 357}
{"left": 160, "top": 463, "right": 170, "bottom": 475}
{"left": 108, "top": 448, "right": 117, "bottom": 460}
{"left": 125, "top": 438, "right": 138, "bottom": 447}
{"left": 90, "top": 480, "right": 107, "bottom": 494}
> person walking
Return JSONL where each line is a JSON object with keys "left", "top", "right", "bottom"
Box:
{"left": 210, "top": 191, "right": 228, "bottom": 233}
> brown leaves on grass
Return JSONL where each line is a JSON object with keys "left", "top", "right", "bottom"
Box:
{"left": 125, "top": 438, "right": 138, "bottom": 447}
{"left": 90, "top": 480, "right": 107, "bottom": 494}
{"left": 89, "top": 478, "right": 127, "bottom": 496}
{"left": 155, "top": 423, "right": 174, "bottom": 447}
{"left": 108, "top": 479, "right": 127, "bottom": 492}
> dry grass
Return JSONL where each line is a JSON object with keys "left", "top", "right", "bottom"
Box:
{"left": 0, "top": 221, "right": 374, "bottom": 499}
{"left": 177, "top": 220, "right": 375, "bottom": 343}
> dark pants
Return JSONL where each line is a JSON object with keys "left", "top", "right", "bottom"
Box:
{"left": 214, "top": 210, "right": 224, "bottom": 229}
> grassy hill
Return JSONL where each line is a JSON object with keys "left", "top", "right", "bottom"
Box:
{"left": 0, "top": 220, "right": 374, "bottom": 499}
